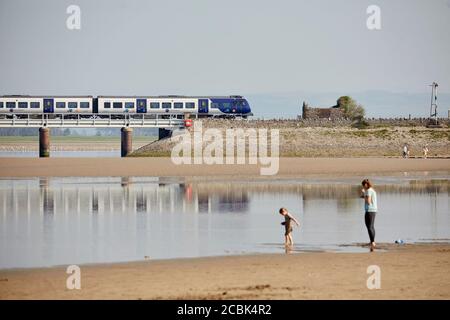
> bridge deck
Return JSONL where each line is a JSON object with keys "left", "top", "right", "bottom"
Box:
{"left": 0, "top": 113, "right": 186, "bottom": 128}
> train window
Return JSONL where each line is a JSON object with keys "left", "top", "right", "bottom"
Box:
{"left": 174, "top": 102, "right": 183, "bottom": 109}
{"left": 80, "top": 102, "right": 89, "bottom": 108}
{"left": 0, "top": 102, "right": 3, "bottom": 108}
{"left": 150, "top": 102, "right": 160, "bottom": 109}
{"left": 113, "top": 102, "right": 123, "bottom": 109}
{"left": 30, "top": 102, "right": 40, "bottom": 108}
{"left": 125, "top": 102, "right": 134, "bottom": 109}
{"left": 68, "top": 102, "right": 77, "bottom": 108}
{"left": 162, "top": 102, "right": 171, "bottom": 109}
{"left": 104, "top": 102, "right": 111, "bottom": 108}
{"left": 56, "top": 102, "right": 66, "bottom": 108}
{"left": 221, "top": 102, "right": 232, "bottom": 109}
{"left": 6, "top": 102, "right": 15, "bottom": 108}
{"left": 185, "top": 102, "right": 195, "bottom": 109}
{"left": 18, "top": 102, "right": 28, "bottom": 108}
{"left": 211, "top": 103, "right": 219, "bottom": 109}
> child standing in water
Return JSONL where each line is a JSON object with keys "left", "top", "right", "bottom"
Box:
{"left": 279, "top": 207, "right": 300, "bottom": 247}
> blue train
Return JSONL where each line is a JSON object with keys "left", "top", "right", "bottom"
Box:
{"left": 0, "top": 95, "right": 252, "bottom": 118}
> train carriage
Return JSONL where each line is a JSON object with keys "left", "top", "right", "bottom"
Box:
{"left": 96, "top": 96, "right": 200, "bottom": 116}
{"left": 0, "top": 95, "right": 251, "bottom": 118}
{"left": 0, "top": 96, "right": 94, "bottom": 118}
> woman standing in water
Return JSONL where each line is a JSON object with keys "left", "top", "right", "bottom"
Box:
{"left": 360, "top": 179, "right": 378, "bottom": 252}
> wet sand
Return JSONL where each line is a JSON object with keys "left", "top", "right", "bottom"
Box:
{"left": 1, "top": 244, "right": 449, "bottom": 299}
{"left": 0, "top": 157, "right": 449, "bottom": 178}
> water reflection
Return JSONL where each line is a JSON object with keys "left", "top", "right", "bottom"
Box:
{"left": 2, "top": 178, "right": 253, "bottom": 217}
{"left": 3, "top": 178, "right": 448, "bottom": 217}
{"left": 0, "top": 151, "right": 121, "bottom": 158}
{"left": 0, "top": 176, "right": 448, "bottom": 268}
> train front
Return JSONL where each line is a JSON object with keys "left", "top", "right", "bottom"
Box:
{"left": 234, "top": 97, "right": 252, "bottom": 116}
{"left": 211, "top": 96, "right": 252, "bottom": 117}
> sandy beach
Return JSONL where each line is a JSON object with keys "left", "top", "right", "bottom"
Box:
{"left": 1, "top": 157, "right": 449, "bottom": 300}
{"left": 1, "top": 243, "right": 449, "bottom": 300}
{"left": 0, "top": 157, "right": 449, "bottom": 178}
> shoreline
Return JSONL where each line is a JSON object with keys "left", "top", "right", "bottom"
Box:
{"left": 1, "top": 243, "right": 449, "bottom": 299}
{"left": 0, "top": 157, "right": 449, "bottom": 178}
{"left": 2, "top": 240, "right": 448, "bottom": 272}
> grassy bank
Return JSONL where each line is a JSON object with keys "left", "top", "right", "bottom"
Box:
{"left": 131, "top": 122, "right": 449, "bottom": 158}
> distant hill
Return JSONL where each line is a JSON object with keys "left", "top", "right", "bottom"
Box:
{"left": 246, "top": 90, "right": 450, "bottom": 119}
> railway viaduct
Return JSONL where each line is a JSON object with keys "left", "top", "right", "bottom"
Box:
{"left": 0, "top": 113, "right": 190, "bottom": 157}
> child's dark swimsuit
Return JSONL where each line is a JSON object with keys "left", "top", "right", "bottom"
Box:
{"left": 284, "top": 215, "right": 293, "bottom": 236}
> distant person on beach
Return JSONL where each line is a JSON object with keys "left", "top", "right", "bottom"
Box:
{"left": 279, "top": 207, "right": 300, "bottom": 247}
{"left": 402, "top": 144, "right": 409, "bottom": 158}
{"left": 423, "top": 145, "right": 429, "bottom": 159}
{"left": 360, "top": 179, "right": 378, "bottom": 252}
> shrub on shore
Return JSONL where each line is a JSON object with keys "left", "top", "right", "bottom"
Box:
{"left": 337, "top": 96, "right": 366, "bottom": 121}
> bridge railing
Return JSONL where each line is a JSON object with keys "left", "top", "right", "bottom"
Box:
{"left": 0, "top": 113, "right": 186, "bottom": 128}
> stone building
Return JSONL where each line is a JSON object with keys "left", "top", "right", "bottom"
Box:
{"left": 301, "top": 101, "right": 345, "bottom": 120}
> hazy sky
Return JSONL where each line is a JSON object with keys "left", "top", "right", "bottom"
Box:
{"left": 1, "top": 0, "right": 449, "bottom": 117}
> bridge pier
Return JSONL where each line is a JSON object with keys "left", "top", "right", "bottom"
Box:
{"left": 121, "top": 127, "right": 133, "bottom": 157}
{"left": 39, "top": 127, "right": 50, "bottom": 157}
{"left": 158, "top": 128, "right": 172, "bottom": 140}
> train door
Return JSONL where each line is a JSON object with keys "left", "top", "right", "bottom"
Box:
{"left": 137, "top": 98, "right": 147, "bottom": 113}
{"left": 198, "top": 99, "right": 208, "bottom": 113}
{"left": 93, "top": 98, "right": 99, "bottom": 113}
{"left": 43, "top": 99, "right": 54, "bottom": 113}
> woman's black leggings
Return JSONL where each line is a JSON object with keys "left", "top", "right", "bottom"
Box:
{"left": 364, "top": 212, "right": 377, "bottom": 243}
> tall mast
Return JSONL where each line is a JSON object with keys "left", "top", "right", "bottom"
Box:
{"left": 429, "top": 82, "right": 438, "bottom": 124}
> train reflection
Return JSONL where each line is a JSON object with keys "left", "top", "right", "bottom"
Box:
{"left": 0, "top": 177, "right": 253, "bottom": 216}
{"left": 0, "top": 177, "right": 446, "bottom": 217}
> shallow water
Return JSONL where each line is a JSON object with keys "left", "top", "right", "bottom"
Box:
{"left": 0, "top": 174, "right": 449, "bottom": 269}
{"left": 0, "top": 151, "right": 120, "bottom": 157}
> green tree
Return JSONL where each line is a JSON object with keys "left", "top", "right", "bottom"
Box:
{"left": 337, "top": 96, "right": 366, "bottom": 121}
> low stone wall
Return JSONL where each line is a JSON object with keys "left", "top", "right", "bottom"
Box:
{"left": 197, "top": 118, "right": 449, "bottom": 129}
